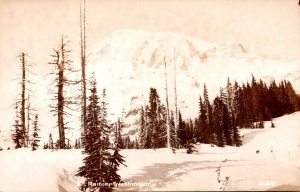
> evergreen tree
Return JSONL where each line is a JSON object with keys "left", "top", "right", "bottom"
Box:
{"left": 278, "top": 81, "right": 289, "bottom": 115}
{"left": 222, "top": 103, "right": 233, "bottom": 145}
{"left": 147, "top": 88, "right": 161, "bottom": 149}
{"left": 204, "top": 84, "right": 214, "bottom": 143}
{"left": 31, "top": 114, "right": 40, "bottom": 151}
{"left": 232, "top": 81, "right": 242, "bottom": 145}
{"left": 220, "top": 88, "right": 233, "bottom": 145}
{"left": 12, "top": 122, "right": 23, "bottom": 149}
{"left": 139, "top": 106, "right": 146, "bottom": 149}
{"left": 267, "top": 81, "right": 280, "bottom": 118}
{"left": 271, "top": 120, "right": 275, "bottom": 128}
{"left": 186, "top": 118, "right": 194, "bottom": 141}
{"left": 251, "top": 75, "right": 259, "bottom": 120}
{"left": 262, "top": 82, "right": 272, "bottom": 121}
{"left": 198, "top": 96, "right": 208, "bottom": 143}
{"left": 177, "top": 111, "right": 187, "bottom": 146}
{"left": 43, "top": 143, "right": 49, "bottom": 149}
{"left": 251, "top": 76, "right": 265, "bottom": 123}
{"left": 77, "top": 75, "right": 114, "bottom": 192}
{"left": 100, "top": 88, "right": 110, "bottom": 136}
{"left": 123, "top": 136, "right": 130, "bottom": 149}
{"left": 12, "top": 102, "right": 23, "bottom": 149}
{"left": 77, "top": 138, "right": 81, "bottom": 149}
{"left": 144, "top": 105, "right": 151, "bottom": 149}
{"left": 244, "top": 82, "right": 254, "bottom": 127}
{"left": 169, "top": 112, "right": 177, "bottom": 148}
{"left": 115, "top": 118, "right": 124, "bottom": 149}
{"left": 186, "top": 141, "right": 196, "bottom": 154}
{"left": 74, "top": 139, "right": 79, "bottom": 149}
{"left": 258, "top": 120, "right": 264, "bottom": 128}
{"left": 66, "top": 139, "right": 71, "bottom": 149}
{"left": 285, "top": 80, "right": 300, "bottom": 112}
{"left": 107, "top": 116, "right": 126, "bottom": 185}
{"left": 152, "top": 103, "right": 168, "bottom": 148}
{"left": 212, "top": 97, "right": 225, "bottom": 147}
{"left": 232, "top": 125, "right": 242, "bottom": 147}
{"left": 134, "top": 137, "right": 140, "bottom": 149}
{"left": 49, "top": 133, "right": 54, "bottom": 149}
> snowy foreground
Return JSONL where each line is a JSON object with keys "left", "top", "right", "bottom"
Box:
{"left": 1, "top": 112, "right": 300, "bottom": 191}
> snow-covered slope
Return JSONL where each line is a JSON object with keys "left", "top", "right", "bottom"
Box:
{"left": 1, "top": 29, "right": 300, "bottom": 145}
{"left": 1, "top": 112, "right": 300, "bottom": 191}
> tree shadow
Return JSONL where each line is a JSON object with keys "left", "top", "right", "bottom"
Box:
{"left": 241, "top": 129, "right": 265, "bottom": 145}
{"left": 117, "top": 160, "right": 240, "bottom": 191}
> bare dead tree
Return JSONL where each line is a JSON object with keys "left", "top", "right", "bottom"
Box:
{"left": 49, "top": 36, "right": 77, "bottom": 149}
{"left": 173, "top": 49, "right": 178, "bottom": 140}
{"left": 13, "top": 51, "right": 37, "bottom": 148}
{"left": 80, "top": 0, "right": 87, "bottom": 136}
{"left": 164, "top": 57, "right": 171, "bottom": 148}
{"left": 20, "top": 53, "right": 26, "bottom": 146}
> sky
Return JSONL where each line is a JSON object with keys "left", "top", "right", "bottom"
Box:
{"left": 0, "top": 0, "right": 300, "bottom": 83}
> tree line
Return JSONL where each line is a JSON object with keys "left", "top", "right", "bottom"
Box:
{"left": 131, "top": 75, "right": 300, "bottom": 150}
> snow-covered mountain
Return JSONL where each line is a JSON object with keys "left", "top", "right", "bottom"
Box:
{"left": 85, "top": 30, "right": 300, "bottom": 138}
{"left": 1, "top": 29, "right": 300, "bottom": 146}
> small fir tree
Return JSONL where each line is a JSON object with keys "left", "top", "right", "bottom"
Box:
{"left": 271, "top": 120, "right": 275, "bottom": 128}
{"left": 107, "top": 120, "right": 126, "bottom": 184}
{"left": 49, "top": 133, "right": 54, "bottom": 149}
{"left": 12, "top": 102, "right": 23, "bottom": 149}
{"left": 77, "top": 75, "right": 125, "bottom": 192}
{"left": 31, "top": 114, "right": 40, "bottom": 151}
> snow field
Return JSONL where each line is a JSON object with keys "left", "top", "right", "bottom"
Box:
{"left": 0, "top": 112, "right": 300, "bottom": 191}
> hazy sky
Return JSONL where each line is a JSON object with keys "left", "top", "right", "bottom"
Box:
{"left": 0, "top": 0, "right": 300, "bottom": 83}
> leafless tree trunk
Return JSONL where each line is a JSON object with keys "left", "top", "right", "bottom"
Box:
{"left": 173, "top": 49, "right": 178, "bottom": 138}
{"left": 164, "top": 57, "right": 171, "bottom": 148}
{"left": 26, "top": 95, "right": 30, "bottom": 147}
{"left": 20, "top": 52, "right": 26, "bottom": 147}
{"left": 58, "top": 39, "right": 65, "bottom": 148}
{"left": 80, "top": 0, "right": 87, "bottom": 136}
{"left": 26, "top": 94, "right": 37, "bottom": 147}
